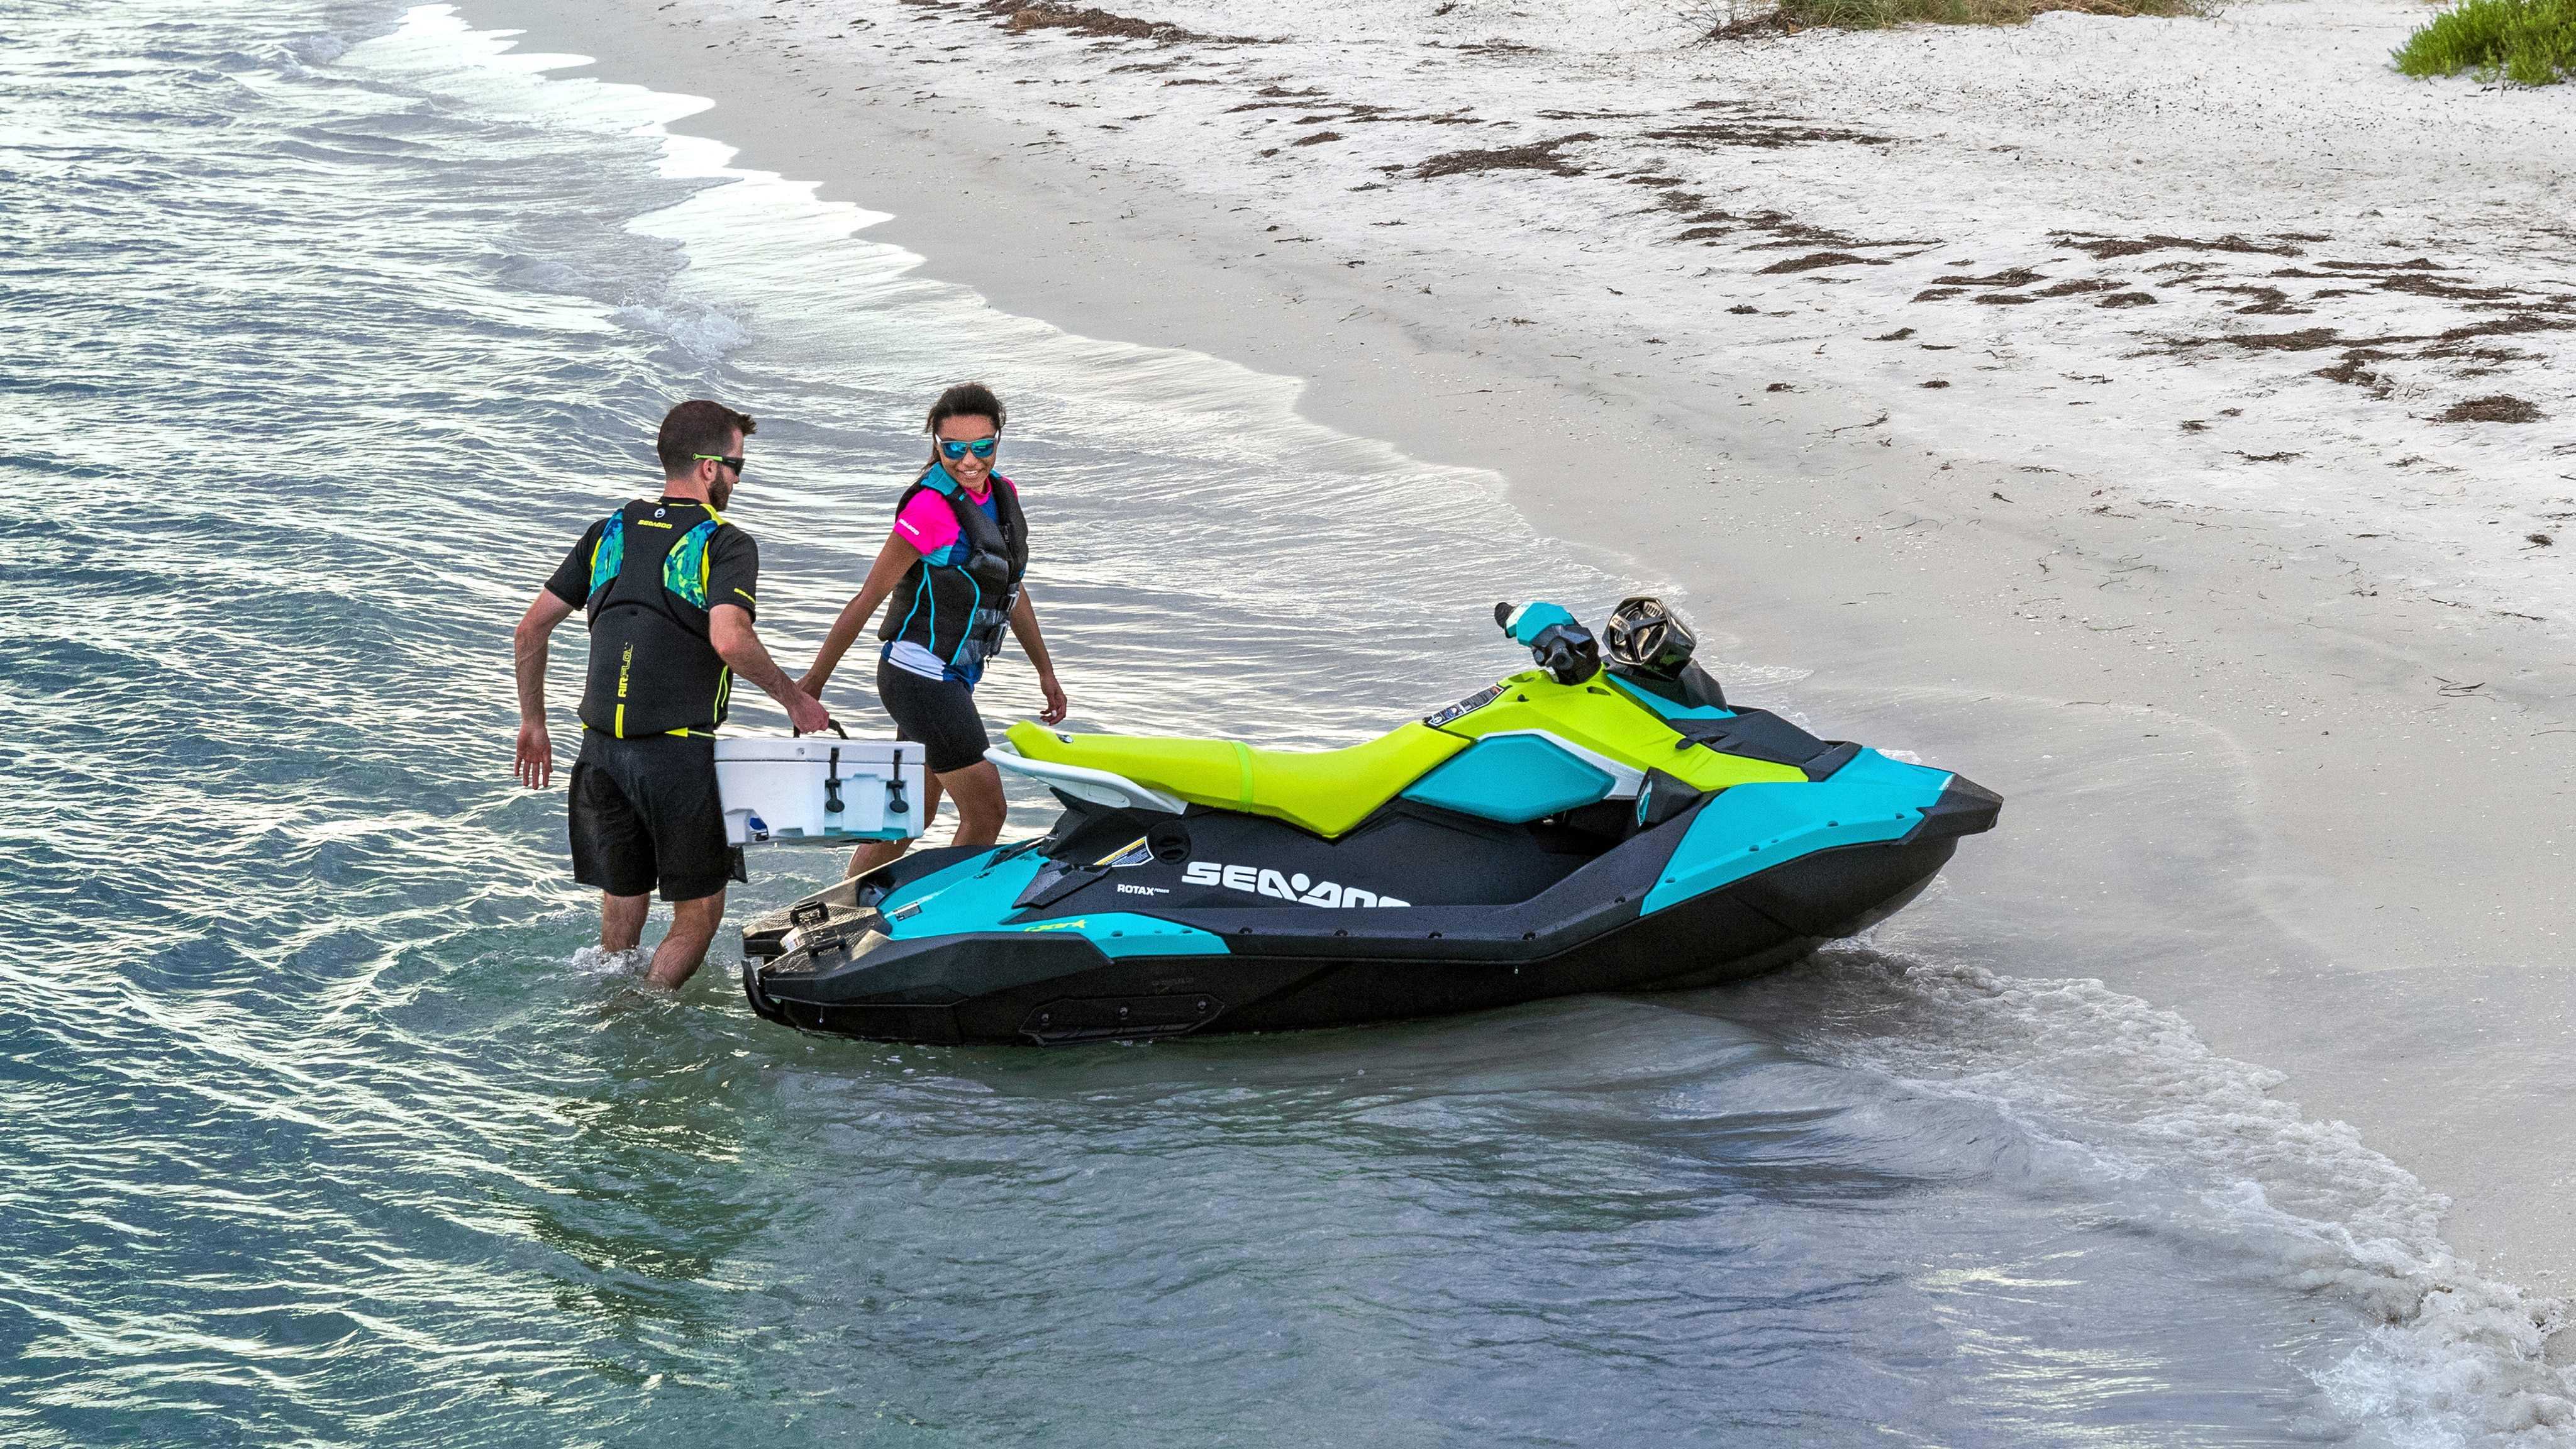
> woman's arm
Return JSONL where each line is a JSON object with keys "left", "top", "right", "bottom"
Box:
{"left": 801, "top": 533, "right": 923, "bottom": 697}
{"left": 1008, "top": 587, "right": 1069, "bottom": 725}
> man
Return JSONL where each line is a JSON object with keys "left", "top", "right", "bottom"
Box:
{"left": 512, "top": 399, "right": 833, "bottom": 989}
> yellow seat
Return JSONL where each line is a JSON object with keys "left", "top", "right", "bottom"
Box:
{"left": 1004, "top": 721, "right": 1467, "bottom": 838}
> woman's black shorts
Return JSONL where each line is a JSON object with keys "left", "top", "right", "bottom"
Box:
{"left": 877, "top": 657, "right": 991, "bottom": 775}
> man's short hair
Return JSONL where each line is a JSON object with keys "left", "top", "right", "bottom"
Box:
{"left": 657, "top": 399, "right": 757, "bottom": 476}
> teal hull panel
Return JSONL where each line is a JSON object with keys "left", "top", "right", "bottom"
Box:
{"left": 1402, "top": 734, "right": 1614, "bottom": 824}
{"left": 884, "top": 851, "right": 1227, "bottom": 958}
{"left": 1643, "top": 750, "right": 1953, "bottom": 914}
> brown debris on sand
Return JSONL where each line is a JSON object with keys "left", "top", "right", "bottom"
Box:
{"left": 2433, "top": 396, "right": 2543, "bottom": 423}
{"left": 1704, "top": 9, "right": 1802, "bottom": 38}
{"left": 1643, "top": 116, "right": 1890, "bottom": 148}
{"left": 2216, "top": 327, "right": 2342, "bottom": 352}
{"left": 1415, "top": 133, "right": 1597, "bottom": 179}
{"left": 992, "top": 1, "right": 1262, "bottom": 42}
{"left": 1759, "top": 251, "right": 1885, "bottom": 273}
{"left": 1935, "top": 267, "right": 2045, "bottom": 287}
{"left": 2057, "top": 232, "right": 2302, "bottom": 260}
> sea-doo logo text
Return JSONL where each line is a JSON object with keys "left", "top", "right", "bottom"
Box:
{"left": 1182, "top": 862, "right": 1410, "bottom": 909}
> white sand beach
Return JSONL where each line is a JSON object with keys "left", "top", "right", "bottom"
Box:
{"left": 487, "top": 0, "right": 2576, "bottom": 1380}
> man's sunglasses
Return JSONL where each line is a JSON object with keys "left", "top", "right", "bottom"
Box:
{"left": 693, "top": 453, "right": 745, "bottom": 475}
{"left": 938, "top": 436, "right": 999, "bottom": 460}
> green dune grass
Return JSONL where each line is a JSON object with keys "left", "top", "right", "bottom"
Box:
{"left": 2394, "top": 0, "right": 2576, "bottom": 85}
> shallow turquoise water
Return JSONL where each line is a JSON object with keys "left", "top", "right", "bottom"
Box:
{"left": 0, "top": 2, "right": 2461, "bottom": 1442}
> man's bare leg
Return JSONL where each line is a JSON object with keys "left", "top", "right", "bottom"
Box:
{"left": 643, "top": 890, "right": 727, "bottom": 989}
{"left": 601, "top": 891, "right": 650, "bottom": 953}
{"left": 844, "top": 771, "right": 948, "bottom": 879}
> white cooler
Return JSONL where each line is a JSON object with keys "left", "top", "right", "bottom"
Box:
{"left": 713, "top": 735, "right": 928, "bottom": 846}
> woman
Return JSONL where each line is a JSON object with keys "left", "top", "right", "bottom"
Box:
{"left": 800, "top": 382, "right": 1068, "bottom": 879}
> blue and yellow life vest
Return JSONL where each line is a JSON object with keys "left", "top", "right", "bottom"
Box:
{"left": 579, "top": 498, "right": 737, "bottom": 738}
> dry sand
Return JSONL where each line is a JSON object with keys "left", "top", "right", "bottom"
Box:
{"left": 479, "top": 0, "right": 2576, "bottom": 1319}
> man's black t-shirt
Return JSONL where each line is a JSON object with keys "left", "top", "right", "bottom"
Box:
{"left": 547, "top": 497, "right": 762, "bottom": 736}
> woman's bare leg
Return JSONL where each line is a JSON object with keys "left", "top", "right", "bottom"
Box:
{"left": 939, "top": 760, "right": 1008, "bottom": 848}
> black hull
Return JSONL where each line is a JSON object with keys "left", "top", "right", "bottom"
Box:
{"left": 740, "top": 831, "right": 1957, "bottom": 1046}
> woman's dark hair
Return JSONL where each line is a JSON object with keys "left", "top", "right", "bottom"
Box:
{"left": 655, "top": 399, "right": 756, "bottom": 476}
{"left": 924, "top": 382, "right": 1006, "bottom": 449}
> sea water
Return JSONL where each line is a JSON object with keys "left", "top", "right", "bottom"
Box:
{"left": 0, "top": 2, "right": 2562, "bottom": 1443}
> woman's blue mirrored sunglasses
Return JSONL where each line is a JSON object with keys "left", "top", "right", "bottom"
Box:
{"left": 938, "top": 436, "right": 999, "bottom": 460}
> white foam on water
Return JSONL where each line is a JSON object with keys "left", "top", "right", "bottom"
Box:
{"left": 1732, "top": 944, "right": 2576, "bottom": 1444}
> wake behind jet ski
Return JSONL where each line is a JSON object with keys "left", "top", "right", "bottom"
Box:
{"left": 739, "top": 597, "right": 2001, "bottom": 1045}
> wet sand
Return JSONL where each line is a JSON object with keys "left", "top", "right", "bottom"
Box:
{"left": 482, "top": 0, "right": 2576, "bottom": 1322}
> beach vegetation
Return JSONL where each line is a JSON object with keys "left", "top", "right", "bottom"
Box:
{"left": 2392, "top": 0, "right": 2576, "bottom": 86}
{"left": 1703, "top": 0, "right": 2216, "bottom": 35}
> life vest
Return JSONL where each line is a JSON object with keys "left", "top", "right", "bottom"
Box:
{"left": 878, "top": 466, "right": 1029, "bottom": 677}
{"left": 578, "top": 498, "right": 736, "bottom": 738}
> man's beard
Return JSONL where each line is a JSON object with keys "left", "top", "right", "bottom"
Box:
{"left": 709, "top": 474, "right": 735, "bottom": 511}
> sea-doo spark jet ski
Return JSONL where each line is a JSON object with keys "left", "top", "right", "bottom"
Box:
{"left": 740, "top": 598, "right": 2000, "bottom": 1045}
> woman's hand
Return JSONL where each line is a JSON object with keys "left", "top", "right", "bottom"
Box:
{"left": 1037, "top": 670, "right": 1069, "bottom": 726}
{"left": 796, "top": 670, "right": 826, "bottom": 701}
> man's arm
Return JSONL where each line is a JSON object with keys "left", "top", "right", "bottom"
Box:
{"left": 800, "top": 533, "right": 923, "bottom": 698}
{"left": 1007, "top": 588, "right": 1069, "bottom": 726}
{"left": 514, "top": 591, "right": 577, "bottom": 788}
{"left": 711, "top": 603, "right": 835, "bottom": 734}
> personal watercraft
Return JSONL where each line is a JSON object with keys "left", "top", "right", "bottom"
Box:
{"left": 739, "top": 597, "right": 2001, "bottom": 1045}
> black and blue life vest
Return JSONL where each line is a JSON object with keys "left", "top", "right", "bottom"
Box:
{"left": 879, "top": 466, "right": 1029, "bottom": 677}
{"left": 579, "top": 498, "right": 736, "bottom": 738}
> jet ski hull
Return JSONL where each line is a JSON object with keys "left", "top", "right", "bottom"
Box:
{"left": 739, "top": 773, "right": 1992, "bottom": 1046}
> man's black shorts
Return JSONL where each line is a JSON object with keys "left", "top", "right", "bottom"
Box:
{"left": 877, "top": 657, "right": 991, "bottom": 775}
{"left": 569, "top": 730, "right": 738, "bottom": 902}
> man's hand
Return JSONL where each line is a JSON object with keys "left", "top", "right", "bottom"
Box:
{"left": 787, "top": 691, "right": 835, "bottom": 736}
{"left": 711, "top": 603, "right": 838, "bottom": 737}
{"left": 515, "top": 719, "right": 554, "bottom": 789}
{"left": 513, "top": 591, "right": 574, "bottom": 786}
{"left": 1038, "top": 671, "right": 1069, "bottom": 726}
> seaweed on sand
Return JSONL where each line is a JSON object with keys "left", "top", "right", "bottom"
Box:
{"left": 1414, "top": 133, "right": 1597, "bottom": 179}
{"left": 1704, "top": 0, "right": 2216, "bottom": 34}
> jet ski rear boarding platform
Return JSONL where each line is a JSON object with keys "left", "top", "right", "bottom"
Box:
{"left": 739, "top": 599, "right": 2001, "bottom": 1046}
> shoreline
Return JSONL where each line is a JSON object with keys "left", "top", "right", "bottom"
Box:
{"left": 475, "top": 0, "right": 2576, "bottom": 1311}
